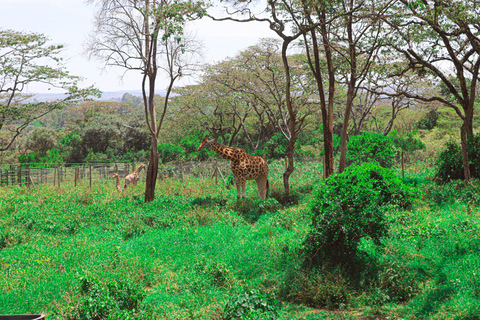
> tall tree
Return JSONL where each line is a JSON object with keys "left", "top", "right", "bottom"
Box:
{"left": 0, "top": 30, "right": 98, "bottom": 152}
{"left": 319, "top": 0, "right": 393, "bottom": 173}
{"left": 86, "top": 0, "right": 205, "bottom": 202}
{"left": 385, "top": 0, "right": 480, "bottom": 182}
{"left": 209, "top": 0, "right": 317, "bottom": 195}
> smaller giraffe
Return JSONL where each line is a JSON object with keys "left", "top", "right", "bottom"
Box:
{"left": 124, "top": 164, "right": 146, "bottom": 189}
{"left": 111, "top": 172, "right": 122, "bottom": 192}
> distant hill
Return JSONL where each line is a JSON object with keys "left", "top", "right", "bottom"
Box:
{"left": 33, "top": 89, "right": 167, "bottom": 102}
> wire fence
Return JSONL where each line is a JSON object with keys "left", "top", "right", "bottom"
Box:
{"left": 0, "top": 158, "right": 326, "bottom": 188}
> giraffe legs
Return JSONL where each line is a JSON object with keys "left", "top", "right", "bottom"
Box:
{"left": 234, "top": 176, "right": 246, "bottom": 199}
{"left": 255, "top": 176, "right": 268, "bottom": 199}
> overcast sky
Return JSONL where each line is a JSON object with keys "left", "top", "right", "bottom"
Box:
{"left": 0, "top": 0, "right": 276, "bottom": 94}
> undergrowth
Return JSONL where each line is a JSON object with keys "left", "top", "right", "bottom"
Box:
{"left": 1, "top": 171, "right": 479, "bottom": 319}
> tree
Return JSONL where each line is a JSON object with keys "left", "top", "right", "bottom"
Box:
{"left": 86, "top": 0, "right": 205, "bottom": 202}
{"left": 209, "top": 0, "right": 318, "bottom": 195}
{"left": 385, "top": 0, "right": 480, "bottom": 182}
{"left": 201, "top": 39, "right": 314, "bottom": 154}
{"left": 0, "top": 29, "right": 99, "bottom": 152}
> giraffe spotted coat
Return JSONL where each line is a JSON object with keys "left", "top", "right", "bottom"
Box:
{"left": 111, "top": 172, "right": 122, "bottom": 192}
{"left": 124, "top": 164, "right": 146, "bottom": 189}
{"left": 197, "top": 137, "right": 269, "bottom": 199}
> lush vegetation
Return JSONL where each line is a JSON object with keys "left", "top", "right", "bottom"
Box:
{"left": 1, "top": 158, "right": 479, "bottom": 319}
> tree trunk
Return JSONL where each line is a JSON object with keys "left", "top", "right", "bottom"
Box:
{"left": 281, "top": 40, "right": 295, "bottom": 196}
{"left": 145, "top": 142, "right": 159, "bottom": 202}
{"left": 460, "top": 120, "right": 472, "bottom": 183}
{"left": 338, "top": 86, "right": 355, "bottom": 173}
{"left": 338, "top": 5, "right": 356, "bottom": 174}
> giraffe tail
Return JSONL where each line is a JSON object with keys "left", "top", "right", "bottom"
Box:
{"left": 266, "top": 179, "right": 269, "bottom": 198}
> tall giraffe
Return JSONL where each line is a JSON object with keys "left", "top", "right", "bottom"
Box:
{"left": 197, "top": 136, "right": 269, "bottom": 199}
{"left": 111, "top": 172, "right": 122, "bottom": 192}
{"left": 124, "top": 164, "right": 146, "bottom": 189}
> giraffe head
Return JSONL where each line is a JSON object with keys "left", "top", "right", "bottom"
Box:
{"left": 138, "top": 164, "right": 146, "bottom": 171}
{"left": 197, "top": 136, "right": 215, "bottom": 151}
{"left": 112, "top": 173, "right": 119, "bottom": 179}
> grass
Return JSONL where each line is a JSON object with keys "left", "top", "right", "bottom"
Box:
{"left": 1, "top": 164, "right": 480, "bottom": 319}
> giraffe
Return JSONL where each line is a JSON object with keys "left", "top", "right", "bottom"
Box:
{"left": 111, "top": 172, "right": 122, "bottom": 192}
{"left": 124, "top": 164, "right": 146, "bottom": 189}
{"left": 197, "top": 136, "right": 269, "bottom": 199}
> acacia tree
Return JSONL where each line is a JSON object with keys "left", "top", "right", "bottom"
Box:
{"left": 173, "top": 80, "right": 247, "bottom": 147}
{"left": 0, "top": 30, "right": 99, "bottom": 152}
{"left": 207, "top": 40, "right": 314, "bottom": 154}
{"left": 313, "top": 0, "right": 394, "bottom": 173}
{"left": 209, "top": 0, "right": 318, "bottom": 195}
{"left": 86, "top": 0, "right": 205, "bottom": 202}
{"left": 385, "top": 0, "right": 480, "bottom": 182}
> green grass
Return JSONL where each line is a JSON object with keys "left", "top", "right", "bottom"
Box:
{"left": 1, "top": 167, "right": 480, "bottom": 319}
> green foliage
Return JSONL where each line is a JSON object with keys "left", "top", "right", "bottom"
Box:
{"left": 158, "top": 142, "right": 185, "bottom": 163}
{"left": 435, "top": 134, "right": 480, "bottom": 182}
{"left": 390, "top": 130, "right": 426, "bottom": 152}
{"left": 305, "top": 163, "right": 414, "bottom": 267}
{"left": 416, "top": 109, "right": 439, "bottom": 130}
{"left": 423, "top": 179, "right": 480, "bottom": 208}
{"left": 346, "top": 132, "right": 397, "bottom": 168}
{"left": 223, "top": 289, "right": 280, "bottom": 320}
{"left": 278, "top": 267, "right": 350, "bottom": 310}
{"left": 231, "top": 198, "right": 281, "bottom": 223}
{"left": 77, "top": 275, "right": 146, "bottom": 319}
{"left": 0, "top": 29, "right": 100, "bottom": 152}
{"left": 371, "top": 259, "right": 419, "bottom": 304}
{"left": 265, "top": 132, "right": 288, "bottom": 159}
{"left": 1, "top": 166, "right": 480, "bottom": 319}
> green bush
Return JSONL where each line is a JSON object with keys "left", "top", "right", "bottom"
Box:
{"left": 278, "top": 267, "right": 350, "bottom": 310}
{"left": 77, "top": 276, "right": 146, "bottom": 319}
{"left": 265, "top": 132, "right": 288, "bottom": 159}
{"left": 158, "top": 142, "right": 185, "bottom": 163}
{"left": 390, "top": 130, "right": 426, "bottom": 152}
{"left": 223, "top": 289, "right": 280, "bottom": 320}
{"left": 415, "top": 109, "right": 439, "bottom": 130}
{"left": 231, "top": 198, "right": 281, "bottom": 223}
{"left": 436, "top": 134, "right": 480, "bottom": 182}
{"left": 305, "top": 163, "right": 414, "bottom": 268}
{"left": 346, "top": 132, "right": 397, "bottom": 168}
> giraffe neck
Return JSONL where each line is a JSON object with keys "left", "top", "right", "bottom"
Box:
{"left": 132, "top": 165, "right": 143, "bottom": 175}
{"left": 115, "top": 176, "right": 120, "bottom": 186}
{"left": 209, "top": 141, "right": 242, "bottom": 161}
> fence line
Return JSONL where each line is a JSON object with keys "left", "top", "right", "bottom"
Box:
{"left": 0, "top": 162, "right": 142, "bottom": 187}
{"left": 0, "top": 158, "right": 326, "bottom": 188}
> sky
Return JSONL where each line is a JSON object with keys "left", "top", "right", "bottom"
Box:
{"left": 0, "top": 0, "right": 276, "bottom": 94}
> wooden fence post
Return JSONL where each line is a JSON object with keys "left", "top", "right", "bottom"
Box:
{"left": 74, "top": 167, "right": 78, "bottom": 187}
{"left": 214, "top": 160, "right": 218, "bottom": 184}
{"left": 17, "top": 165, "right": 21, "bottom": 186}
{"left": 180, "top": 162, "right": 184, "bottom": 182}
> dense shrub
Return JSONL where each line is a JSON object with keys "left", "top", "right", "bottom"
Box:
{"left": 278, "top": 267, "right": 350, "bottom": 310}
{"left": 346, "top": 132, "right": 397, "bottom": 168}
{"left": 77, "top": 276, "right": 146, "bottom": 319}
{"left": 415, "top": 109, "right": 439, "bottom": 130}
{"left": 158, "top": 142, "right": 185, "bottom": 163}
{"left": 265, "top": 132, "right": 288, "bottom": 159}
{"left": 436, "top": 134, "right": 480, "bottom": 182}
{"left": 305, "top": 163, "right": 414, "bottom": 268}
{"left": 231, "top": 198, "right": 281, "bottom": 223}
{"left": 390, "top": 130, "right": 426, "bottom": 152}
{"left": 223, "top": 289, "right": 280, "bottom": 320}
{"left": 424, "top": 179, "right": 480, "bottom": 207}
